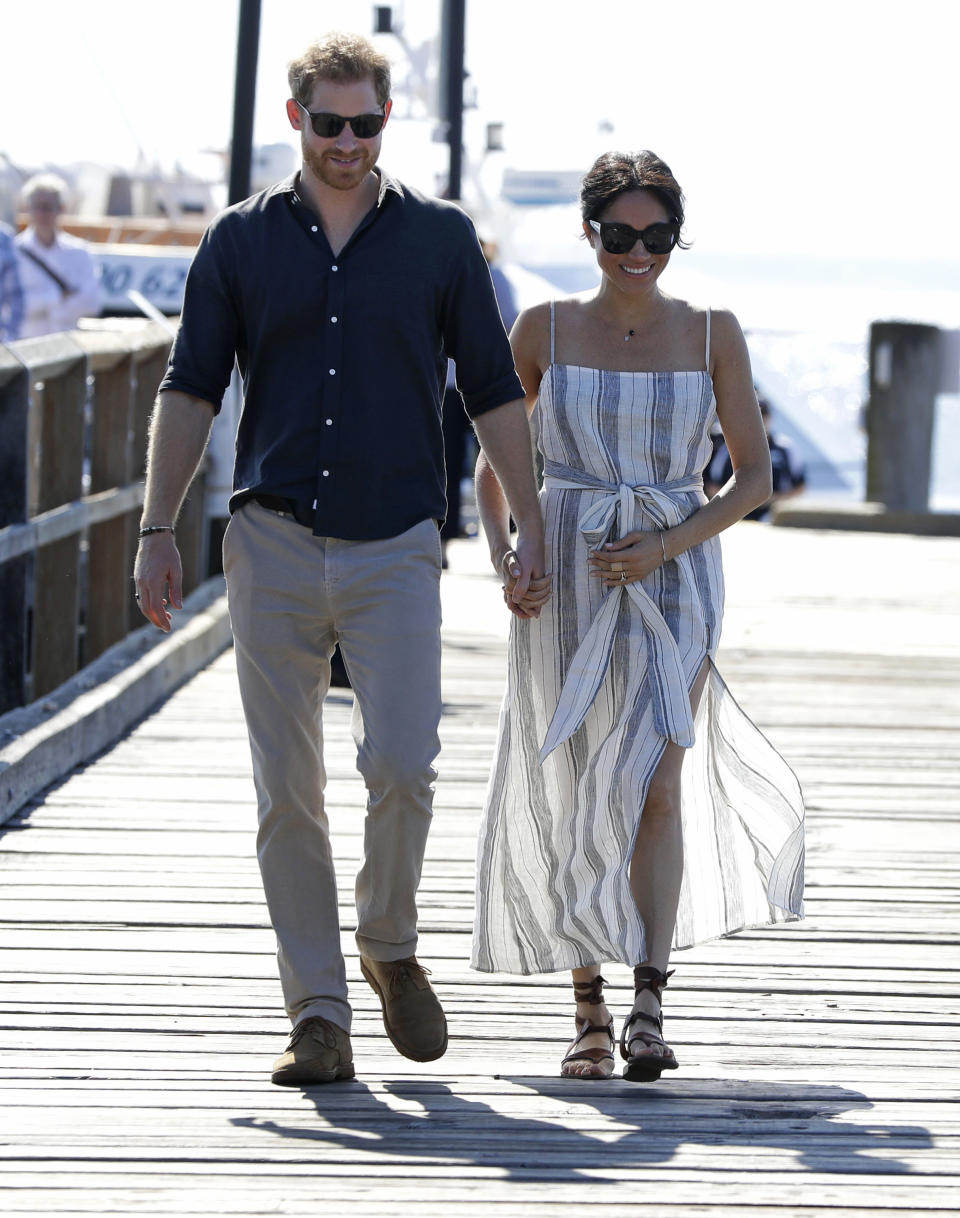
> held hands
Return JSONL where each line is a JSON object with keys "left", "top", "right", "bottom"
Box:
{"left": 589, "top": 529, "right": 669, "bottom": 588}
{"left": 133, "top": 534, "right": 183, "bottom": 632}
{"left": 498, "top": 533, "right": 552, "bottom": 619}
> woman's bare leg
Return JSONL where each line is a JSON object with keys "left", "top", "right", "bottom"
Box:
{"left": 626, "top": 660, "right": 711, "bottom": 1054}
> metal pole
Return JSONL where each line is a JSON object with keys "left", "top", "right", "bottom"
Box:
{"left": 441, "top": 0, "right": 466, "bottom": 199}
{"left": 228, "top": 0, "right": 262, "bottom": 206}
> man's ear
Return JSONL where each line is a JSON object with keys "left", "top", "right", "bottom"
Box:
{"left": 286, "top": 98, "right": 304, "bottom": 131}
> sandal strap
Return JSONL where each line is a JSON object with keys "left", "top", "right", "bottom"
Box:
{"left": 619, "top": 1008, "right": 662, "bottom": 1057}
{"left": 632, "top": 965, "right": 673, "bottom": 1003}
{"left": 571, "top": 1017, "right": 615, "bottom": 1046}
{"left": 562, "top": 1046, "right": 615, "bottom": 1067}
{"left": 563, "top": 1016, "right": 616, "bottom": 1069}
{"left": 572, "top": 974, "right": 607, "bottom": 1005}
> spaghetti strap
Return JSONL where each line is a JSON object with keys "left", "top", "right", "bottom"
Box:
{"left": 549, "top": 300, "right": 556, "bottom": 366}
{"left": 704, "top": 307, "right": 711, "bottom": 370}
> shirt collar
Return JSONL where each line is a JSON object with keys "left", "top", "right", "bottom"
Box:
{"left": 277, "top": 167, "right": 405, "bottom": 211}
{"left": 375, "top": 168, "right": 404, "bottom": 205}
{"left": 22, "top": 227, "right": 62, "bottom": 249}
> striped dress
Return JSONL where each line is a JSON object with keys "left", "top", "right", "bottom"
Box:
{"left": 471, "top": 306, "right": 805, "bottom": 976}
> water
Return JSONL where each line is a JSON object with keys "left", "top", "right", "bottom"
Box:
{"left": 504, "top": 237, "right": 960, "bottom": 509}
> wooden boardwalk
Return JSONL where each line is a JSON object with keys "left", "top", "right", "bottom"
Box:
{"left": 1, "top": 524, "right": 958, "bottom": 1216}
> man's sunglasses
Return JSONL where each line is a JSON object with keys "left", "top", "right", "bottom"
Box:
{"left": 294, "top": 100, "right": 386, "bottom": 139}
{"left": 589, "top": 219, "right": 680, "bottom": 256}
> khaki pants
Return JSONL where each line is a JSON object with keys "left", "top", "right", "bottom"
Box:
{"left": 223, "top": 503, "right": 442, "bottom": 1032}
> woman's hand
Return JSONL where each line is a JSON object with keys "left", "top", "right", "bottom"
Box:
{"left": 588, "top": 530, "right": 667, "bottom": 589}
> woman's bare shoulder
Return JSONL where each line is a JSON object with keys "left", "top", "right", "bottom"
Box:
{"left": 511, "top": 301, "right": 551, "bottom": 352}
{"left": 672, "top": 299, "right": 745, "bottom": 346}
{"left": 707, "top": 305, "right": 747, "bottom": 351}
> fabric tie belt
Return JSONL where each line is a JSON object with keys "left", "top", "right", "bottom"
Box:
{"left": 538, "top": 461, "right": 704, "bottom": 763}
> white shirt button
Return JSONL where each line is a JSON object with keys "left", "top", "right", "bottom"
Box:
{"left": 325, "top": 418, "right": 333, "bottom": 426}
{"left": 331, "top": 316, "right": 338, "bottom": 323}
{"left": 331, "top": 264, "right": 338, "bottom": 272}
{"left": 328, "top": 368, "right": 336, "bottom": 376}
{"left": 322, "top": 469, "right": 330, "bottom": 477}
{"left": 310, "top": 225, "right": 318, "bottom": 233}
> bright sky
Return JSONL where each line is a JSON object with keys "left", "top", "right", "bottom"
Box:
{"left": 3, "top": 0, "right": 957, "bottom": 263}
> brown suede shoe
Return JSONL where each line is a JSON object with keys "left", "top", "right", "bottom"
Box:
{"left": 271, "top": 1016, "right": 355, "bottom": 1086}
{"left": 360, "top": 955, "right": 448, "bottom": 1062}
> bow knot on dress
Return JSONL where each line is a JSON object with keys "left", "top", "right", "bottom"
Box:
{"left": 539, "top": 463, "right": 705, "bottom": 761}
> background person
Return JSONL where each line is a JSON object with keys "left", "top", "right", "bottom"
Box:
{"left": 0, "top": 220, "right": 24, "bottom": 342}
{"left": 134, "top": 32, "right": 544, "bottom": 1089}
{"left": 706, "top": 398, "right": 806, "bottom": 518}
{"left": 471, "top": 150, "right": 804, "bottom": 1083}
{"left": 15, "top": 174, "right": 101, "bottom": 338}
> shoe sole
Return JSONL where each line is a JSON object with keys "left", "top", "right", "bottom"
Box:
{"left": 360, "top": 960, "right": 448, "bottom": 1062}
{"left": 271, "top": 1062, "right": 356, "bottom": 1087}
{"left": 622, "top": 1056, "right": 680, "bottom": 1083}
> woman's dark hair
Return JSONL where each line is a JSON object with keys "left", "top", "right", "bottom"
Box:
{"left": 580, "top": 150, "right": 690, "bottom": 248}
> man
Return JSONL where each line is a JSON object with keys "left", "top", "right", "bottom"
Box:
{"left": 706, "top": 398, "right": 806, "bottom": 519}
{"left": 134, "top": 33, "right": 544, "bottom": 1086}
{"left": 0, "top": 220, "right": 25, "bottom": 342}
{"left": 15, "top": 175, "right": 101, "bottom": 338}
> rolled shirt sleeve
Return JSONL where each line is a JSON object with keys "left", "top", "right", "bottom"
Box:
{"left": 159, "top": 222, "right": 241, "bottom": 413}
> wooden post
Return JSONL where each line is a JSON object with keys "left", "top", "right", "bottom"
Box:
{"left": 23, "top": 336, "right": 87, "bottom": 699}
{"left": 0, "top": 345, "right": 30, "bottom": 712}
{"left": 78, "top": 331, "right": 136, "bottom": 663}
{"left": 866, "top": 322, "right": 941, "bottom": 512}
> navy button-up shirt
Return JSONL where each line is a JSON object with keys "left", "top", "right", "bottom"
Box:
{"left": 159, "top": 170, "right": 523, "bottom": 540}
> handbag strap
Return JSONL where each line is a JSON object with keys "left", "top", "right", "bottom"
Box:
{"left": 18, "top": 244, "right": 74, "bottom": 298}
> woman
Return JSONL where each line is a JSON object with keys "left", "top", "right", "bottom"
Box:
{"left": 471, "top": 151, "right": 804, "bottom": 1082}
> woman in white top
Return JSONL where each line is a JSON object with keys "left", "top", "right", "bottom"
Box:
{"left": 15, "top": 174, "right": 101, "bottom": 339}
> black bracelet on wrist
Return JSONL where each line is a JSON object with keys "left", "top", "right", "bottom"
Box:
{"left": 138, "top": 525, "right": 176, "bottom": 538}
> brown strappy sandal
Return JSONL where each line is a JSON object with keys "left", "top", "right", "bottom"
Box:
{"left": 560, "top": 974, "right": 615, "bottom": 1080}
{"left": 619, "top": 965, "right": 680, "bottom": 1082}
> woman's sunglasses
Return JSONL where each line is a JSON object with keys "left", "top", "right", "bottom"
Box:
{"left": 294, "top": 101, "right": 386, "bottom": 139}
{"left": 589, "top": 219, "right": 680, "bottom": 256}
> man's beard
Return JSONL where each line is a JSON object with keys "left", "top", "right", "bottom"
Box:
{"left": 302, "top": 138, "right": 376, "bottom": 192}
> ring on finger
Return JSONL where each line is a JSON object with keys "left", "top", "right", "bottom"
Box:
{"left": 620, "top": 571, "right": 627, "bottom": 583}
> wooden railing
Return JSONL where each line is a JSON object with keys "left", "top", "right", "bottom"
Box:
{"left": 0, "top": 323, "right": 206, "bottom": 714}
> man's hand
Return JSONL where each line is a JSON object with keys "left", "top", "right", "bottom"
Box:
{"left": 134, "top": 533, "right": 183, "bottom": 632}
{"left": 500, "top": 531, "right": 551, "bottom": 618}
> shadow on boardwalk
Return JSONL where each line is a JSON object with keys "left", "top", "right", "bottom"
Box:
{"left": 233, "top": 1078, "right": 933, "bottom": 1179}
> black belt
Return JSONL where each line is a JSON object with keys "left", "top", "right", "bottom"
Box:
{"left": 250, "top": 494, "right": 314, "bottom": 529}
